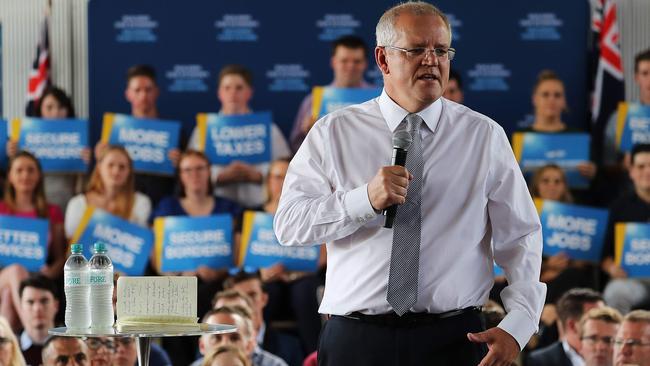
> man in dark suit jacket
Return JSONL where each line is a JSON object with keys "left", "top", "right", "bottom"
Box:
{"left": 527, "top": 288, "right": 604, "bottom": 366}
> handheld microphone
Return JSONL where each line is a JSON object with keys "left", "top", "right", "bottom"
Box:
{"left": 383, "top": 129, "right": 412, "bottom": 228}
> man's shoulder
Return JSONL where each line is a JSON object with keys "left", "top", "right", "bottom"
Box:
{"left": 442, "top": 98, "right": 502, "bottom": 133}
{"left": 315, "top": 98, "right": 380, "bottom": 128}
{"left": 527, "top": 342, "right": 569, "bottom": 366}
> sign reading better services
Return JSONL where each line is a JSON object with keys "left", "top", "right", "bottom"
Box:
{"left": 616, "top": 223, "right": 650, "bottom": 278}
{"left": 10, "top": 118, "right": 89, "bottom": 173}
{"left": 311, "top": 87, "right": 382, "bottom": 119}
{"left": 536, "top": 199, "right": 609, "bottom": 262}
{"left": 101, "top": 113, "right": 180, "bottom": 175}
{"left": 195, "top": 112, "right": 271, "bottom": 165}
{"left": 616, "top": 102, "right": 650, "bottom": 152}
{"left": 239, "top": 211, "right": 319, "bottom": 271}
{"left": 0, "top": 215, "right": 49, "bottom": 272}
{"left": 153, "top": 214, "right": 233, "bottom": 272}
{"left": 70, "top": 206, "right": 153, "bottom": 275}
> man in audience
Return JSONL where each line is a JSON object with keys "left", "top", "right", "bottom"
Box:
{"left": 578, "top": 306, "right": 622, "bottom": 366}
{"left": 613, "top": 310, "right": 650, "bottom": 366}
{"left": 527, "top": 288, "right": 604, "bottom": 366}
{"left": 84, "top": 338, "right": 114, "bottom": 366}
{"left": 602, "top": 143, "right": 650, "bottom": 314}
{"left": 289, "top": 35, "right": 370, "bottom": 152}
{"left": 19, "top": 275, "right": 59, "bottom": 366}
{"left": 42, "top": 336, "right": 88, "bottom": 366}
{"left": 443, "top": 68, "right": 464, "bottom": 103}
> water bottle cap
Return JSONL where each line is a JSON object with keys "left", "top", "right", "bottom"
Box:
{"left": 94, "top": 242, "right": 107, "bottom": 252}
{"left": 70, "top": 244, "right": 82, "bottom": 253}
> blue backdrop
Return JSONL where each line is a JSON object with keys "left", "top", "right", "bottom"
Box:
{"left": 88, "top": 0, "right": 589, "bottom": 144}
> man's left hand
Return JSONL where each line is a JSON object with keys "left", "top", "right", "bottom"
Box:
{"left": 467, "top": 327, "right": 519, "bottom": 366}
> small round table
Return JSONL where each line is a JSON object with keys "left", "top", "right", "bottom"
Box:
{"left": 49, "top": 324, "right": 237, "bottom": 366}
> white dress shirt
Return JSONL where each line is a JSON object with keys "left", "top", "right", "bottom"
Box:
{"left": 274, "top": 90, "right": 546, "bottom": 349}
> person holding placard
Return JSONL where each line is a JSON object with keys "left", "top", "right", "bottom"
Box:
{"left": 6, "top": 86, "right": 89, "bottom": 211}
{"left": 0, "top": 151, "right": 65, "bottom": 331}
{"left": 188, "top": 65, "right": 291, "bottom": 208}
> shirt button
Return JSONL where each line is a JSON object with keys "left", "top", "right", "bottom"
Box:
{"left": 357, "top": 218, "right": 365, "bottom": 224}
{"left": 365, "top": 213, "right": 373, "bottom": 219}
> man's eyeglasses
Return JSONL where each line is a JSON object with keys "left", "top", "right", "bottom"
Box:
{"left": 55, "top": 352, "right": 87, "bottom": 365}
{"left": 581, "top": 335, "right": 615, "bottom": 345}
{"left": 382, "top": 45, "right": 456, "bottom": 61}
{"left": 85, "top": 338, "right": 115, "bottom": 350}
{"left": 613, "top": 338, "right": 650, "bottom": 348}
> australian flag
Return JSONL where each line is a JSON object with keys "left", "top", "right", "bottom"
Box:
{"left": 25, "top": 14, "right": 50, "bottom": 116}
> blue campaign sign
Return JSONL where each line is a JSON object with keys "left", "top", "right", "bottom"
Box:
{"left": 240, "top": 211, "right": 319, "bottom": 271}
{"left": 616, "top": 223, "right": 650, "bottom": 278}
{"left": 617, "top": 103, "right": 650, "bottom": 152}
{"left": 71, "top": 207, "right": 153, "bottom": 276}
{"left": 101, "top": 113, "right": 180, "bottom": 175}
{"left": 0, "top": 215, "right": 49, "bottom": 272}
{"left": 539, "top": 200, "right": 609, "bottom": 262}
{"left": 312, "top": 87, "right": 382, "bottom": 119}
{"left": 153, "top": 214, "right": 233, "bottom": 272}
{"left": 12, "top": 118, "right": 89, "bottom": 173}
{"left": 513, "top": 132, "right": 591, "bottom": 188}
{"left": 197, "top": 112, "right": 272, "bottom": 165}
{"left": 0, "top": 119, "right": 7, "bottom": 169}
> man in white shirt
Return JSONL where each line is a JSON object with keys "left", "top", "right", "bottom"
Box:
{"left": 274, "top": 2, "right": 546, "bottom": 365}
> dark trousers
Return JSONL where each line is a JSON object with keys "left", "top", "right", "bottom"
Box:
{"left": 318, "top": 310, "right": 487, "bottom": 366}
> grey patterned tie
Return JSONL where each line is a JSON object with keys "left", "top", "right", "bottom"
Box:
{"left": 386, "top": 113, "right": 423, "bottom": 316}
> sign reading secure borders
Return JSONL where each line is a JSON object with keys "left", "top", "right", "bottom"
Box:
{"left": 0, "top": 215, "right": 48, "bottom": 272}
{"left": 101, "top": 113, "right": 180, "bottom": 175}
{"left": 616, "top": 102, "right": 650, "bottom": 152}
{"left": 239, "top": 211, "right": 319, "bottom": 271}
{"left": 616, "top": 223, "right": 650, "bottom": 278}
{"left": 311, "top": 87, "right": 382, "bottom": 119}
{"left": 70, "top": 206, "right": 153, "bottom": 275}
{"left": 153, "top": 215, "right": 233, "bottom": 272}
{"left": 195, "top": 112, "right": 272, "bottom": 165}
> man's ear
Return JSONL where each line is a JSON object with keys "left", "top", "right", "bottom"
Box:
{"left": 375, "top": 47, "right": 390, "bottom": 75}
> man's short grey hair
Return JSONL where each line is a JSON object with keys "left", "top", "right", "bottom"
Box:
{"left": 376, "top": 2, "right": 452, "bottom": 47}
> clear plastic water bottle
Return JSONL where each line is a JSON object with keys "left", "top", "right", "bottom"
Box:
{"left": 64, "top": 243, "right": 90, "bottom": 329}
{"left": 89, "top": 242, "right": 114, "bottom": 328}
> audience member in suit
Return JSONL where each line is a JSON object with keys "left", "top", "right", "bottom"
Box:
{"left": 578, "top": 306, "right": 622, "bottom": 366}
{"left": 18, "top": 275, "right": 60, "bottom": 366}
{"left": 527, "top": 288, "right": 604, "bottom": 366}
{"left": 41, "top": 336, "right": 88, "bottom": 366}
{"left": 613, "top": 310, "right": 650, "bottom": 366}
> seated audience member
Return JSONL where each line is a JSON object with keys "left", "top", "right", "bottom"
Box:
{"left": 527, "top": 288, "right": 604, "bottom": 366}
{"left": 188, "top": 65, "right": 290, "bottom": 209}
{"left": 18, "top": 275, "right": 60, "bottom": 366}
{"left": 613, "top": 310, "right": 650, "bottom": 366}
{"left": 65, "top": 145, "right": 151, "bottom": 240}
{"left": 85, "top": 338, "right": 114, "bottom": 366}
{"left": 94, "top": 64, "right": 179, "bottom": 206}
{"left": 0, "top": 152, "right": 65, "bottom": 331}
{"left": 41, "top": 336, "right": 88, "bottom": 366}
{"left": 112, "top": 337, "right": 171, "bottom": 366}
{"left": 602, "top": 144, "right": 650, "bottom": 314}
{"left": 8, "top": 86, "right": 89, "bottom": 210}
{"left": 443, "top": 68, "right": 464, "bottom": 103}
{"left": 289, "top": 35, "right": 370, "bottom": 153}
{"left": 202, "top": 345, "right": 251, "bottom": 366}
{"left": 578, "top": 306, "right": 622, "bottom": 366}
{"left": 0, "top": 315, "right": 27, "bottom": 366}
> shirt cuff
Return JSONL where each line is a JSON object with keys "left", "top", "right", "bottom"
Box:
{"left": 343, "top": 184, "right": 379, "bottom": 226}
{"left": 497, "top": 309, "right": 537, "bottom": 351}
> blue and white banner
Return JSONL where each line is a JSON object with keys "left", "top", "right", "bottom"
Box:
{"left": 536, "top": 199, "right": 609, "bottom": 262}
{"left": 239, "top": 211, "right": 319, "bottom": 271}
{"left": 10, "top": 118, "right": 89, "bottom": 173}
{"left": 101, "top": 113, "right": 180, "bottom": 175}
{"left": 196, "top": 112, "right": 272, "bottom": 165}
{"left": 617, "top": 102, "right": 650, "bottom": 152}
{"left": 513, "top": 132, "right": 591, "bottom": 188}
{"left": 70, "top": 206, "right": 153, "bottom": 276}
{"left": 616, "top": 223, "right": 650, "bottom": 278}
{"left": 153, "top": 215, "right": 233, "bottom": 272}
{"left": 0, "top": 215, "right": 48, "bottom": 272}
{"left": 311, "top": 87, "right": 382, "bottom": 119}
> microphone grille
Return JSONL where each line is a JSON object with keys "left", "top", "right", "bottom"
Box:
{"left": 392, "top": 130, "right": 412, "bottom": 150}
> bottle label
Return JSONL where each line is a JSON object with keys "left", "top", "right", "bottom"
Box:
{"left": 65, "top": 276, "right": 82, "bottom": 286}
{"left": 90, "top": 274, "right": 108, "bottom": 285}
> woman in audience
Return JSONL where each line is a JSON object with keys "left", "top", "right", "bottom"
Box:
{"left": 188, "top": 64, "right": 291, "bottom": 209}
{"left": 0, "top": 316, "right": 26, "bottom": 366}
{"left": 7, "top": 86, "right": 89, "bottom": 210}
{"left": 85, "top": 338, "right": 114, "bottom": 366}
{"left": 202, "top": 345, "right": 250, "bottom": 366}
{"left": 65, "top": 145, "right": 151, "bottom": 240}
{"left": 0, "top": 151, "right": 65, "bottom": 331}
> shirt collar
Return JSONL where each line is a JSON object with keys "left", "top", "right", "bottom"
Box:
{"left": 256, "top": 321, "right": 266, "bottom": 344}
{"left": 378, "top": 89, "right": 442, "bottom": 133}
{"left": 20, "top": 331, "right": 33, "bottom": 351}
{"left": 562, "top": 340, "right": 584, "bottom": 366}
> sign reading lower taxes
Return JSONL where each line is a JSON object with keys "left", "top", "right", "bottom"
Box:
{"left": 10, "top": 118, "right": 88, "bottom": 173}
{"left": 153, "top": 215, "right": 233, "bottom": 272}
{"left": 311, "top": 87, "right": 382, "bottom": 119}
{"left": 535, "top": 199, "right": 608, "bottom": 262}
{"left": 239, "top": 211, "right": 319, "bottom": 271}
{"left": 615, "top": 223, "right": 650, "bottom": 278}
{"left": 70, "top": 206, "right": 153, "bottom": 275}
{"left": 0, "top": 215, "right": 48, "bottom": 272}
{"left": 101, "top": 113, "right": 180, "bottom": 175}
{"left": 512, "top": 132, "right": 590, "bottom": 188}
{"left": 616, "top": 102, "right": 650, "bottom": 152}
{"left": 195, "top": 112, "right": 272, "bottom": 165}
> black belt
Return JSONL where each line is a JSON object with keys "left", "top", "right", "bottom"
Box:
{"left": 334, "top": 306, "right": 482, "bottom": 326}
